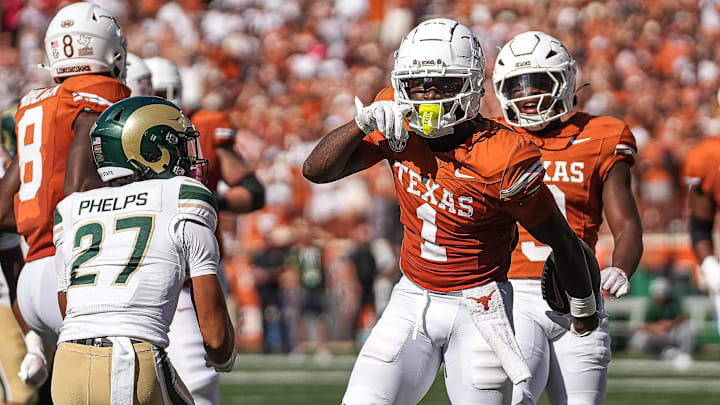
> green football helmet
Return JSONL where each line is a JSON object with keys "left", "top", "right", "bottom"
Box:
{"left": 90, "top": 96, "right": 206, "bottom": 182}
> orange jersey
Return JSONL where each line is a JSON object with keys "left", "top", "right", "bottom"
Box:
{"left": 14, "top": 75, "right": 129, "bottom": 262}
{"left": 495, "top": 113, "right": 637, "bottom": 279}
{"left": 700, "top": 160, "right": 720, "bottom": 204}
{"left": 359, "top": 89, "right": 556, "bottom": 292}
{"left": 190, "top": 109, "right": 235, "bottom": 192}
{"left": 683, "top": 137, "right": 720, "bottom": 187}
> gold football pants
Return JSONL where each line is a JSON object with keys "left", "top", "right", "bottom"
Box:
{"left": 51, "top": 341, "right": 193, "bottom": 405}
{"left": 0, "top": 305, "right": 38, "bottom": 405}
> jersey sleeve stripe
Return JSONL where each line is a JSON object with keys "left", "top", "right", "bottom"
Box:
{"left": 500, "top": 159, "right": 543, "bottom": 199}
{"left": 179, "top": 184, "right": 218, "bottom": 212}
{"left": 178, "top": 203, "right": 217, "bottom": 218}
{"left": 615, "top": 144, "right": 636, "bottom": 156}
{"left": 54, "top": 209, "right": 62, "bottom": 226}
{"left": 71, "top": 92, "right": 114, "bottom": 107}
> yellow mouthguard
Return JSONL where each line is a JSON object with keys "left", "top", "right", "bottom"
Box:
{"left": 419, "top": 104, "right": 442, "bottom": 135}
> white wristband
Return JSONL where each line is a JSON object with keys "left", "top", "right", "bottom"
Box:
{"left": 23, "top": 331, "right": 45, "bottom": 355}
{"left": 568, "top": 292, "right": 597, "bottom": 318}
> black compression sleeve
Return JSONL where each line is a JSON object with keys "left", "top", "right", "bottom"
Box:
{"left": 690, "top": 215, "right": 714, "bottom": 246}
{"left": 239, "top": 173, "right": 265, "bottom": 211}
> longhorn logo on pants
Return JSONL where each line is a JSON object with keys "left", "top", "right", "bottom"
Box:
{"left": 468, "top": 290, "right": 495, "bottom": 311}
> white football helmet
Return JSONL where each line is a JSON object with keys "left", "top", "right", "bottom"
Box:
{"left": 144, "top": 57, "right": 183, "bottom": 107}
{"left": 391, "top": 18, "right": 486, "bottom": 138}
{"left": 44, "top": 2, "right": 127, "bottom": 82}
{"left": 125, "top": 53, "right": 152, "bottom": 96}
{"left": 492, "top": 31, "right": 577, "bottom": 130}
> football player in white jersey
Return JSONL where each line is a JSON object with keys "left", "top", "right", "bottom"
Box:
{"left": 144, "top": 56, "right": 264, "bottom": 405}
{"left": 51, "top": 96, "right": 235, "bottom": 404}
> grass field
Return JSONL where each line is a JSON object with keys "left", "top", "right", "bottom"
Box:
{"left": 219, "top": 354, "right": 720, "bottom": 404}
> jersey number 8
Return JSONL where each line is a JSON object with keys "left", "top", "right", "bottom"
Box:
{"left": 17, "top": 106, "right": 43, "bottom": 202}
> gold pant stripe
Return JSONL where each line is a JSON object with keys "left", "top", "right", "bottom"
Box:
{"left": 51, "top": 341, "right": 194, "bottom": 405}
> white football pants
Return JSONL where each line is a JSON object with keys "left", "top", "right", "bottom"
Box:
{"left": 17, "top": 256, "right": 63, "bottom": 347}
{"left": 510, "top": 279, "right": 610, "bottom": 405}
{"left": 167, "top": 287, "right": 220, "bottom": 405}
{"left": 342, "top": 276, "right": 514, "bottom": 405}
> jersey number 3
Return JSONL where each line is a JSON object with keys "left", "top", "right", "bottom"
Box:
{"left": 521, "top": 185, "right": 567, "bottom": 262}
{"left": 70, "top": 215, "right": 155, "bottom": 287}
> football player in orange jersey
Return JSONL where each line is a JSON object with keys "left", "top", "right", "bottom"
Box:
{"left": 0, "top": 136, "right": 38, "bottom": 405}
{"left": 0, "top": 1, "right": 130, "bottom": 388}
{"left": 140, "top": 56, "right": 263, "bottom": 405}
{"left": 685, "top": 136, "right": 720, "bottom": 334}
{"left": 304, "top": 19, "right": 600, "bottom": 405}
{"left": 492, "top": 31, "right": 643, "bottom": 405}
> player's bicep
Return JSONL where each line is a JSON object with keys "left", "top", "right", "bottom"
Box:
{"left": 602, "top": 162, "right": 641, "bottom": 235}
{"left": 65, "top": 112, "right": 103, "bottom": 194}
{"left": 338, "top": 145, "right": 382, "bottom": 179}
{"left": 215, "top": 144, "right": 251, "bottom": 186}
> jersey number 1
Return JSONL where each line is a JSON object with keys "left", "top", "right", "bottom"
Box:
{"left": 417, "top": 203, "right": 447, "bottom": 262}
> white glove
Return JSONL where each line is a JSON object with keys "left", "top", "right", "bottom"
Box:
{"left": 354, "top": 97, "right": 412, "bottom": 152}
{"left": 701, "top": 256, "right": 720, "bottom": 294}
{"left": 205, "top": 350, "right": 236, "bottom": 373}
{"left": 18, "top": 331, "right": 48, "bottom": 387}
{"left": 600, "top": 266, "right": 630, "bottom": 298}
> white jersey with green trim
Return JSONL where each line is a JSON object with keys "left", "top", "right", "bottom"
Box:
{"left": 52, "top": 176, "right": 218, "bottom": 347}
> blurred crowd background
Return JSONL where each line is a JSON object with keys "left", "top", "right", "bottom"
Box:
{"left": 1, "top": 0, "right": 719, "bottom": 357}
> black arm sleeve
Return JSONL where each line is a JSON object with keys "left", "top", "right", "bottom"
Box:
{"left": 690, "top": 215, "right": 714, "bottom": 247}
{"left": 239, "top": 173, "right": 265, "bottom": 211}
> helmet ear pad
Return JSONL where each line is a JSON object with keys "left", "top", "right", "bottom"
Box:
{"left": 541, "top": 239, "right": 601, "bottom": 314}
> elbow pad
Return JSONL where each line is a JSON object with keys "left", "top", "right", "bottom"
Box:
{"left": 239, "top": 173, "right": 265, "bottom": 211}
{"left": 690, "top": 215, "right": 714, "bottom": 246}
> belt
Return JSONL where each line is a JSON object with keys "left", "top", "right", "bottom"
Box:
{"left": 68, "top": 338, "right": 145, "bottom": 347}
